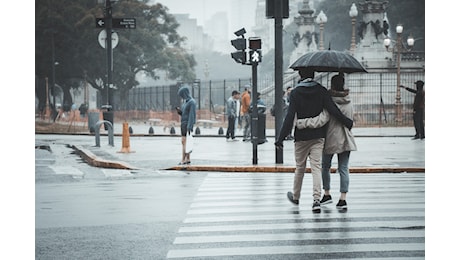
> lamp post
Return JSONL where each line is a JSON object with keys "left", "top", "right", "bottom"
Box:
{"left": 349, "top": 3, "right": 358, "bottom": 53}
{"left": 384, "top": 24, "right": 414, "bottom": 124}
{"left": 315, "top": 10, "right": 327, "bottom": 50}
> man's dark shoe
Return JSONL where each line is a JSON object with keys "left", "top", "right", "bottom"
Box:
{"left": 320, "top": 195, "right": 332, "bottom": 205}
{"left": 312, "top": 200, "right": 321, "bottom": 213}
{"left": 287, "top": 192, "right": 299, "bottom": 205}
{"left": 336, "top": 200, "right": 348, "bottom": 209}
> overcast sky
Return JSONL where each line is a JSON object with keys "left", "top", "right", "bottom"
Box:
{"left": 153, "top": 0, "right": 257, "bottom": 31}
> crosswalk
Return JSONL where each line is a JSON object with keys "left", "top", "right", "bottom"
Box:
{"left": 167, "top": 172, "right": 425, "bottom": 259}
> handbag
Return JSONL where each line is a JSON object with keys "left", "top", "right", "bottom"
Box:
{"left": 185, "top": 132, "right": 194, "bottom": 153}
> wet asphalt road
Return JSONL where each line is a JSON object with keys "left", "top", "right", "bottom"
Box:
{"left": 35, "top": 133, "right": 425, "bottom": 259}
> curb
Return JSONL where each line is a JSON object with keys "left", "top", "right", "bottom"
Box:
{"left": 72, "top": 145, "right": 139, "bottom": 170}
{"left": 72, "top": 145, "right": 424, "bottom": 173}
{"left": 166, "top": 165, "right": 425, "bottom": 173}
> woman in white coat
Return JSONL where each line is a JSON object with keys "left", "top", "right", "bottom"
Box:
{"left": 319, "top": 74, "right": 357, "bottom": 209}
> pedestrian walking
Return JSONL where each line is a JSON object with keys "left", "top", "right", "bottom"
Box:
{"left": 274, "top": 68, "right": 353, "bottom": 213}
{"left": 176, "top": 85, "right": 196, "bottom": 165}
{"left": 240, "top": 87, "right": 251, "bottom": 142}
{"left": 400, "top": 80, "right": 425, "bottom": 140}
{"left": 226, "top": 90, "right": 240, "bottom": 141}
{"left": 318, "top": 74, "right": 357, "bottom": 210}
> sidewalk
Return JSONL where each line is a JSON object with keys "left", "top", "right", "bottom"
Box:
{"left": 46, "top": 124, "right": 426, "bottom": 173}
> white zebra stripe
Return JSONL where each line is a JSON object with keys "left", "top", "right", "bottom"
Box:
{"left": 178, "top": 220, "right": 424, "bottom": 233}
{"left": 174, "top": 229, "right": 425, "bottom": 244}
{"left": 167, "top": 243, "right": 424, "bottom": 258}
{"left": 183, "top": 211, "right": 424, "bottom": 223}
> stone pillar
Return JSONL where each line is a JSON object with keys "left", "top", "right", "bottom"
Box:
{"left": 289, "top": 0, "right": 318, "bottom": 66}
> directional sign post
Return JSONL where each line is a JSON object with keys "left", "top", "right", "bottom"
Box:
{"left": 95, "top": 7, "right": 136, "bottom": 110}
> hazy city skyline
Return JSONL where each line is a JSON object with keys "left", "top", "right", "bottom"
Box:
{"left": 152, "top": 0, "right": 258, "bottom": 39}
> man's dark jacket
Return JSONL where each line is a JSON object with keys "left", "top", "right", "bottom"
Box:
{"left": 277, "top": 79, "right": 353, "bottom": 142}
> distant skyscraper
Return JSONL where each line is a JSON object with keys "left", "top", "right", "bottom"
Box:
{"left": 173, "top": 14, "right": 213, "bottom": 53}
{"left": 229, "top": 0, "right": 257, "bottom": 36}
{"left": 204, "top": 12, "right": 230, "bottom": 53}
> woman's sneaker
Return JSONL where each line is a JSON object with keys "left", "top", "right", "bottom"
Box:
{"left": 336, "top": 200, "right": 347, "bottom": 209}
{"left": 320, "top": 195, "right": 332, "bottom": 204}
{"left": 312, "top": 200, "right": 321, "bottom": 213}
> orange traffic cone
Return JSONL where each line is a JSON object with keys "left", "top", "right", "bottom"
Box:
{"left": 118, "top": 122, "right": 135, "bottom": 153}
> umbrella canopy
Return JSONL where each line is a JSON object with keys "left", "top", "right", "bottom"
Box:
{"left": 289, "top": 50, "right": 367, "bottom": 73}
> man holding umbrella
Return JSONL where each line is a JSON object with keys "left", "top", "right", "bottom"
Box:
{"left": 275, "top": 68, "right": 353, "bottom": 213}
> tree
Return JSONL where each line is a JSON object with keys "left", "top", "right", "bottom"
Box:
{"left": 35, "top": 0, "right": 196, "bottom": 112}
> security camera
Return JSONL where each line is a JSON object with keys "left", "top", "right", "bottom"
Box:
{"left": 234, "top": 28, "right": 246, "bottom": 37}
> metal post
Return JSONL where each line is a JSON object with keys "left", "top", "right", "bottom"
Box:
{"left": 51, "top": 31, "right": 56, "bottom": 116}
{"left": 104, "top": 0, "right": 113, "bottom": 110}
{"left": 395, "top": 32, "right": 402, "bottom": 124}
{"left": 251, "top": 63, "right": 258, "bottom": 165}
{"left": 274, "top": 0, "right": 284, "bottom": 164}
{"left": 45, "top": 77, "right": 50, "bottom": 121}
{"left": 223, "top": 80, "right": 226, "bottom": 122}
{"left": 209, "top": 80, "right": 212, "bottom": 117}
{"left": 197, "top": 80, "right": 201, "bottom": 110}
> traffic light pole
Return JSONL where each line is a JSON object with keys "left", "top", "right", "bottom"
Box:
{"left": 274, "top": 0, "right": 284, "bottom": 164}
{"left": 251, "top": 63, "right": 258, "bottom": 165}
{"left": 230, "top": 30, "right": 262, "bottom": 165}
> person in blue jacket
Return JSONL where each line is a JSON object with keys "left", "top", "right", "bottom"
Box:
{"left": 176, "top": 85, "right": 196, "bottom": 165}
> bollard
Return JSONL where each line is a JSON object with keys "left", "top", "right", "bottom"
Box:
{"left": 148, "top": 126, "right": 154, "bottom": 135}
{"left": 118, "top": 122, "right": 134, "bottom": 153}
{"left": 170, "top": 126, "right": 176, "bottom": 135}
{"left": 195, "top": 127, "right": 201, "bottom": 135}
{"left": 94, "top": 120, "right": 114, "bottom": 147}
{"left": 218, "top": 127, "right": 224, "bottom": 135}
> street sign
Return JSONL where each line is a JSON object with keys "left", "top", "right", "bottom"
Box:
{"left": 113, "top": 18, "right": 136, "bottom": 29}
{"left": 98, "top": 30, "right": 119, "bottom": 49}
{"left": 96, "top": 18, "right": 105, "bottom": 28}
{"left": 95, "top": 18, "right": 136, "bottom": 29}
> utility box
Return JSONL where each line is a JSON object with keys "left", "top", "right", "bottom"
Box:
{"left": 257, "top": 113, "right": 267, "bottom": 144}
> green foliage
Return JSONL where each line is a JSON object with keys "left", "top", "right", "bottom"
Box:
{"left": 35, "top": 0, "right": 196, "bottom": 110}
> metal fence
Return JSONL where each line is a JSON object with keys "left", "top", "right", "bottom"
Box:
{"left": 111, "top": 68, "right": 424, "bottom": 127}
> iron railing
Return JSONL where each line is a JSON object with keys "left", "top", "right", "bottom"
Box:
{"left": 109, "top": 68, "right": 424, "bottom": 127}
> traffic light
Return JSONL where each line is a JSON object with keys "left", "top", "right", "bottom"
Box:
{"left": 249, "top": 37, "right": 262, "bottom": 64}
{"left": 230, "top": 28, "right": 247, "bottom": 64}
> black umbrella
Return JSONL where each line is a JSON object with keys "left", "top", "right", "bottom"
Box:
{"left": 289, "top": 50, "right": 367, "bottom": 73}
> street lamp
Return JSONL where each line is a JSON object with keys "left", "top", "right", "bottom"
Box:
{"left": 349, "top": 3, "right": 358, "bottom": 53}
{"left": 383, "top": 24, "right": 414, "bottom": 124}
{"left": 315, "top": 10, "right": 327, "bottom": 50}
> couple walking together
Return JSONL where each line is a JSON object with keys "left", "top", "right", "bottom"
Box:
{"left": 275, "top": 68, "right": 357, "bottom": 213}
